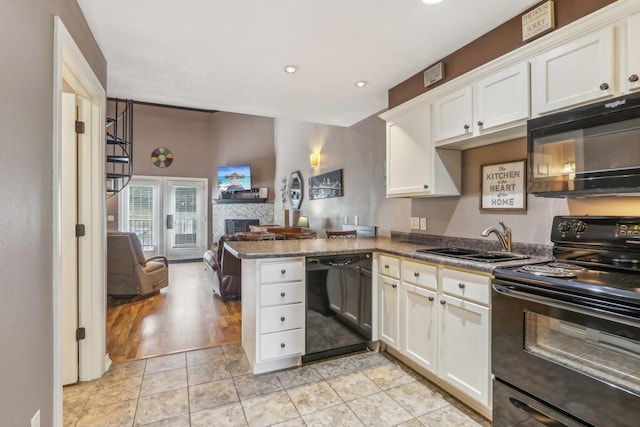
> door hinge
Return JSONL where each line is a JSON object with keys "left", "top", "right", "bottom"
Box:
{"left": 75, "top": 120, "right": 85, "bottom": 134}
{"left": 75, "top": 224, "right": 86, "bottom": 237}
{"left": 76, "top": 327, "right": 86, "bottom": 341}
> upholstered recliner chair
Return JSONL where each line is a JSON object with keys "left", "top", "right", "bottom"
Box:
{"left": 107, "top": 231, "right": 169, "bottom": 298}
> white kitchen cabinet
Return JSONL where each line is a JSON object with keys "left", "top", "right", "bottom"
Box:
{"left": 625, "top": 13, "right": 640, "bottom": 93}
{"left": 378, "top": 254, "right": 401, "bottom": 349}
{"left": 381, "top": 103, "right": 461, "bottom": 198}
{"left": 532, "top": 27, "right": 615, "bottom": 116}
{"left": 242, "top": 257, "right": 305, "bottom": 374}
{"left": 433, "top": 86, "right": 473, "bottom": 142}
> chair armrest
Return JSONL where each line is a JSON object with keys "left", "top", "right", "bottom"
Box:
{"left": 143, "top": 255, "right": 168, "bottom": 267}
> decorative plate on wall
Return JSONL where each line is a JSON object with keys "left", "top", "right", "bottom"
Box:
{"left": 151, "top": 147, "right": 173, "bottom": 168}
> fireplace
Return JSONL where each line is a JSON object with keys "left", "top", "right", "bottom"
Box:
{"left": 224, "top": 219, "right": 259, "bottom": 235}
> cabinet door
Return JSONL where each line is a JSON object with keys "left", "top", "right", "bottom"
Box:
{"left": 475, "top": 62, "right": 530, "bottom": 133}
{"left": 379, "top": 275, "right": 400, "bottom": 349}
{"left": 386, "top": 107, "right": 432, "bottom": 197}
{"left": 402, "top": 283, "right": 437, "bottom": 374}
{"left": 532, "top": 27, "right": 614, "bottom": 116}
{"left": 438, "top": 294, "right": 490, "bottom": 407}
{"left": 626, "top": 13, "right": 640, "bottom": 93}
{"left": 433, "top": 86, "right": 473, "bottom": 142}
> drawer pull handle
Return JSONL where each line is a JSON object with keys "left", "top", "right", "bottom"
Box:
{"left": 280, "top": 292, "right": 286, "bottom": 297}
{"left": 384, "top": 264, "right": 389, "bottom": 269}
{"left": 392, "top": 284, "right": 397, "bottom": 289}
{"left": 280, "top": 269, "right": 286, "bottom": 275}
{"left": 440, "top": 300, "right": 446, "bottom": 305}
{"left": 629, "top": 74, "right": 639, "bottom": 83}
{"left": 280, "top": 316, "right": 285, "bottom": 322}
{"left": 280, "top": 343, "right": 286, "bottom": 348}
{"left": 599, "top": 82, "right": 609, "bottom": 90}
{"left": 458, "top": 282, "right": 466, "bottom": 289}
{"left": 477, "top": 120, "right": 483, "bottom": 126}
{"left": 414, "top": 272, "right": 419, "bottom": 277}
{"left": 463, "top": 124, "right": 470, "bottom": 130}
{"left": 428, "top": 296, "right": 434, "bottom": 302}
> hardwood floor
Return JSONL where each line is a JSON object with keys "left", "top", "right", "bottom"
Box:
{"left": 106, "top": 262, "right": 241, "bottom": 363}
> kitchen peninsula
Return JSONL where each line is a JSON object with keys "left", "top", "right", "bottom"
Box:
{"left": 225, "top": 236, "right": 549, "bottom": 418}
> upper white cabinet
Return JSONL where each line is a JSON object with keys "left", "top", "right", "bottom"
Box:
{"left": 433, "top": 62, "right": 530, "bottom": 148}
{"left": 625, "top": 13, "right": 640, "bottom": 93}
{"left": 531, "top": 27, "right": 615, "bottom": 116}
{"left": 382, "top": 103, "right": 461, "bottom": 198}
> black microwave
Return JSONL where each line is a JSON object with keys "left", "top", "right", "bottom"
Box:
{"left": 527, "top": 91, "right": 640, "bottom": 197}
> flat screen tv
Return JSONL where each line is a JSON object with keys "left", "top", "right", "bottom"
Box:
{"left": 217, "top": 163, "right": 252, "bottom": 192}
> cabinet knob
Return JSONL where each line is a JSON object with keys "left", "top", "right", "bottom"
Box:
{"left": 599, "top": 82, "right": 609, "bottom": 90}
{"left": 280, "top": 269, "right": 286, "bottom": 275}
{"left": 629, "top": 74, "right": 639, "bottom": 83}
{"left": 463, "top": 124, "right": 470, "bottom": 130}
{"left": 423, "top": 184, "right": 429, "bottom": 189}
{"left": 440, "top": 300, "right": 446, "bottom": 305}
{"left": 477, "top": 121, "right": 484, "bottom": 127}
{"left": 428, "top": 296, "right": 434, "bottom": 302}
{"left": 280, "top": 316, "right": 285, "bottom": 322}
{"left": 280, "top": 292, "right": 286, "bottom": 297}
{"left": 280, "top": 343, "right": 286, "bottom": 348}
{"left": 392, "top": 284, "right": 397, "bottom": 289}
{"left": 458, "top": 282, "right": 466, "bottom": 289}
{"left": 414, "top": 272, "right": 419, "bottom": 277}
{"left": 384, "top": 264, "right": 389, "bottom": 269}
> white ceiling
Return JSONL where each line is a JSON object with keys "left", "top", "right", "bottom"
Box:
{"left": 78, "top": 0, "right": 539, "bottom": 127}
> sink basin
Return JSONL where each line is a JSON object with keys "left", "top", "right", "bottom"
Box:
{"left": 415, "top": 247, "right": 529, "bottom": 263}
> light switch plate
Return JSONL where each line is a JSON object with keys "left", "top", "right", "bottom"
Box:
{"left": 410, "top": 217, "right": 420, "bottom": 229}
{"left": 420, "top": 218, "right": 427, "bottom": 230}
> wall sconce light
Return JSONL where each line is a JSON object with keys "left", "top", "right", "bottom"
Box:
{"left": 310, "top": 152, "right": 320, "bottom": 167}
{"left": 297, "top": 216, "right": 309, "bottom": 228}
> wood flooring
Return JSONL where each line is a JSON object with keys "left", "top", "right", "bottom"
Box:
{"left": 106, "top": 262, "right": 241, "bottom": 363}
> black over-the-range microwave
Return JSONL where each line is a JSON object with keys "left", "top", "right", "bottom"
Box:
{"left": 527, "top": 90, "right": 640, "bottom": 197}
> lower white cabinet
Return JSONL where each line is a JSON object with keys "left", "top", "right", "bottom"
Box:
{"left": 379, "top": 274, "right": 400, "bottom": 349}
{"left": 402, "top": 283, "right": 438, "bottom": 374}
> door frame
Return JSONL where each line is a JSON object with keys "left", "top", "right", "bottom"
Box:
{"left": 53, "top": 16, "right": 107, "bottom": 427}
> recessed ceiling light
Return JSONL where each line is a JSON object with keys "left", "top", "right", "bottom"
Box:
{"left": 355, "top": 81, "right": 368, "bottom": 88}
{"left": 422, "top": 0, "right": 443, "bottom": 4}
{"left": 284, "top": 65, "right": 298, "bottom": 74}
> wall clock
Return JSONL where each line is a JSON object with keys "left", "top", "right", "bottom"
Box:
{"left": 151, "top": 147, "right": 173, "bottom": 168}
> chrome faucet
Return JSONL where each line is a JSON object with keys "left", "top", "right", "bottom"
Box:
{"left": 481, "top": 220, "right": 512, "bottom": 252}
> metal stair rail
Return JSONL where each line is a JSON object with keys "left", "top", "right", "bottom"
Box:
{"left": 106, "top": 98, "right": 133, "bottom": 198}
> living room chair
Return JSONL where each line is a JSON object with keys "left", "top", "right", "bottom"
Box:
{"left": 107, "top": 231, "right": 169, "bottom": 298}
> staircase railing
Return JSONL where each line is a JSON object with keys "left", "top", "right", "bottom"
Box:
{"left": 106, "top": 98, "right": 133, "bottom": 198}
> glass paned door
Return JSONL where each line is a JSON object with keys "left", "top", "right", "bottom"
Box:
{"left": 165, "top": 179, "right": 207, "bottom": 260}
{"left": 128, "top": 184, "right": 158, "bottom": 251}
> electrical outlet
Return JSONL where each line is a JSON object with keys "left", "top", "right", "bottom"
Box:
{"left": 420, "top": 218, "right": 427, "bottom": 230}
{"left": 410, "top": 217, "right": 420, "bottom": 229}
{"left": 31, "top": 410, "right": 40, "bottom": 427}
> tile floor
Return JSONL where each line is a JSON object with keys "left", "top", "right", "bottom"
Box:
{"left": 64, "top": 344, "right": 490, "bottom": 426}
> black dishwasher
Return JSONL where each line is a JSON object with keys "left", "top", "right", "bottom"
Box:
{"left": 303, "top": 253, "right": 372, "bottom": 362}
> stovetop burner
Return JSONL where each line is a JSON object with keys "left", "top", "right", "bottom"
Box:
{"left": 517, "top": 265, "right": 579, "bottom": 278}
{"left": 546, "top": 262, "right": 586, "bottom": 271}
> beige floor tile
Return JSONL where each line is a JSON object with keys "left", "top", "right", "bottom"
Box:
{"left": 387, "top": 381, "right": 449, "bottom": 417}
{"left": 134, "top": 387, "right": 189, "bottom": 426}
{"left": 140, "top": 367, "right": 188, "bottom": 396}
{"left": 313, "top": 357, "right": 359, "bottom": 379}
{"left": 241, "top": 390, "right": 300, "bottom": 427}
{"left": 223, "top": 342, "right": 246, "bottom": 360}
{"left": 102, "top": 360, "right": 147, "bottom": 383}
{"left": 227, "top": 355, "right": 253, "bottom": 377}
{"left": 145, "top": 353, "right": 186, "bottom": 374}
{"left": 363, "top": 364, "right": 416, "bottom": 390}
{"left": 84, "top": 376, "right": 142, "bottom": 409}
{"left": 189, "top": 378, "right": 239, "bottom": 412}
{"left": 347, "top": 391, "right": 413, "bottom": 427}
{"left": 277, "top": 365, "right": 322, "bottom": 389}
{"left": 396, "top": 419, "right": 424, "bottom": 427}
{"left": 272, "top": 417, "right": 307, "bottom": 426}
{"left": 234, "top": 372, "right": 283, "bottom": 399}
{"left": 191, "top": 402, "right": 248, "bottom": 427}
{"left": 188, "top": 360, "right": 233, "bottom": 386}
{"left": 140, "top": 414, "right": 191, "bottom": 426}
{"left": 287, "top": 380, "right": 343, "bottom": 416}
{"left": 302, "top": 403, "right": 364, "bottom": 427}
{"left": 327, "top": 371, "right": 382, "bottom": 401}
{"left": 63, "top": 381, "right": 96, "bottom": 412}
{"left": 76, "top": 399, "right": 137, "bottom": 426}
{"left": 418, "top": 404, "right": 486, "bottom": 427}
{"left": 187, "top": 346, "right": 226, "bottom": 366}
{"left": 348, "top": 351, "right": 391, "bottom": 371}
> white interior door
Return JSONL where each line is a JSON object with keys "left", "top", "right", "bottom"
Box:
{"left": 164, "top": 179, "right": 208, "bottom": 260}
{"left": 61, "top": 92, "right": 78, "bottom": 385}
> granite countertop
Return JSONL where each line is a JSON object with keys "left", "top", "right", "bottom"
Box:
{"left": 224, "top": 236, "right": 551, "bottom": 274}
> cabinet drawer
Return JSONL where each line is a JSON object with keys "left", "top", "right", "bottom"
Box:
{"left": 261, "top": 282, "right": 304, "bottom": 307}
{"left": 260, "top": 260, "right": 304, "bottom": 283}
{"left": 260, "top": 328, "right": 304, "bottom": 360}
{"left": 402, "top": 259, "right": 437, "bottom": 289}
{"left": 441, "top": 268, "right": 491, "bottom": 305}
{"left": 260, "top": 303, "right": 304, "bottom": 334}
{"left": 379, "top": 255, "right": 400, "bottom": 279}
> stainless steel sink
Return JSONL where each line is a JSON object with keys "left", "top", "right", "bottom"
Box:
{"left": 415, "top": 247, "right": 530, "bottom": 263}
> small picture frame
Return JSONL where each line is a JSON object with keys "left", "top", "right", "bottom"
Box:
{"left": 522, "top": 0, "right": 555, "bottom": 43}
{"left": 480, "top": 160, "right": 527, "bottom": 211}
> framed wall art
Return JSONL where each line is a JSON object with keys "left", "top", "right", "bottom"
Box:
{"left": 309, "top": 169, "right": 343, "bottom": 200}
{"left": 481, "top": 160, "right": 527, "bottom": 211}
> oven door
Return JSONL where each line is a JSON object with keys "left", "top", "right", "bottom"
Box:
{"left": 492, "top": 279, "right": 640, "bottom": 427}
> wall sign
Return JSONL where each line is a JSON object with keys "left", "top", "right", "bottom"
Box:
{"left": 481, "top": 160, "right": 527, "bottom": 211}
{"left": 522, "top": 0, "right": 555, "bottom": 42}
{"left": 424, "top": 62, "right": 444, "bottom": 88}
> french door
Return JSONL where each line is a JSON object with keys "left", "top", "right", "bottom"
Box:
{"left": 119, "top": 176, "right": 208, "bottom": 261}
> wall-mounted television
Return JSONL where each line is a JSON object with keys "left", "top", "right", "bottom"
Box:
{"left": 217, "top": 163, "right": 252, "bottom": 192}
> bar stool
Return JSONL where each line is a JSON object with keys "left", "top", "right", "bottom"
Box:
{"left": 326, "top": 230, "right": 357, "bottom": 239}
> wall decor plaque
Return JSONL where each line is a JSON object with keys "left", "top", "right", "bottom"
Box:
{"left": 522, "top": 0, "right": 555, "bottom": 42}
{"left": 481, "top": 160, "right": 527, "bottom": 211}
{"left": 151, "top": 147, "right": 173, "bottom": 168}
{"left": 424, "top": 62, "right": 444, "bottom": 88}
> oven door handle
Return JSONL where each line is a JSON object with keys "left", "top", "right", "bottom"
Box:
{"left": 509, "top": 398, "right": 568, "bottom": 427}
{"left": 492, "top": 283, "right": 640, "bottom": 328}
